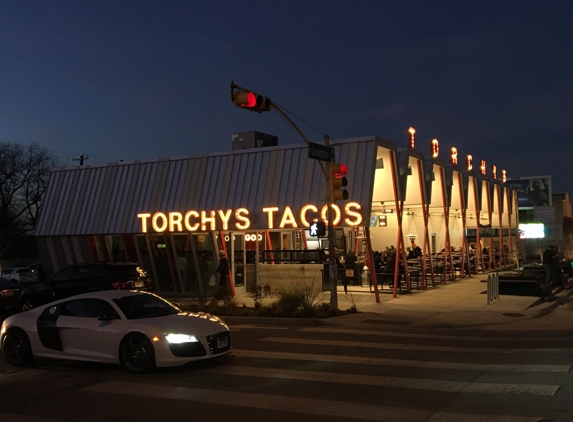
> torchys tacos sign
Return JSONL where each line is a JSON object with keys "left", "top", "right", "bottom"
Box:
{"left": 137, "top": 202, "right": 363, "bottom": 233}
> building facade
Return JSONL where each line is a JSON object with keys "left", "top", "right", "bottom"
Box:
{"left": 35, "top": 136, "right": 519, "bottom": 300}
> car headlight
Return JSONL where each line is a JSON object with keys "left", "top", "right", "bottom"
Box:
{"left": 165, "top": 334, "right": 199, "bottom": 344}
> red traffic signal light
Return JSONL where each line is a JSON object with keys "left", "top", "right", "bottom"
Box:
{"left": 231, "top": 90, "right": 272, "bottom": 113}
{"left": 329, "top": 163, "right": 348, "bottom": 201}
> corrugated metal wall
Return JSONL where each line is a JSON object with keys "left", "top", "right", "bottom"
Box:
{"left": 36, "top": 138, "right": 378, "bottom": 236}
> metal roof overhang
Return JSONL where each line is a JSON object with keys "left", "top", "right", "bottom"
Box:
{"left": 35, "top": 137, "right": 381, "bottom": 236}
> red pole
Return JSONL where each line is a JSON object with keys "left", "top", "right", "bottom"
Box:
{"left": 364, "top": 227, "right": 380, "bottom": 303}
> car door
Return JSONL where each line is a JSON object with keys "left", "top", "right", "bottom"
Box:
{"left": 57, "top": 298, "right": 121, "bottom": 361}
{"left": 48, "top": 266, "right": 77, "bottom": 300}
{"left": 54, "top": 265, "right": 98, "bottom": 298}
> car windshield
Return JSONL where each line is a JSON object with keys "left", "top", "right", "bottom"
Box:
{"left": 113, "top": 293, "right": 179, "bottom": 319}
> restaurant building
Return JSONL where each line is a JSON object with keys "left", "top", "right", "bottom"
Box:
{"left": 34, "top": 134, "right": 519, "bottom": 300}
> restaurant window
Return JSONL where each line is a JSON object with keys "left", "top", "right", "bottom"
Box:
{"left": 193, "top": 233, "right": 217, "bottom": 295}
{"left": 135, "top": 235, "right": 157, "bottom": 291}
{"left": 148, "top": 234, "right": 176, "bottom": 293}
{"left": 172, "top": 234, "right": 214, "bottom": 295}
{"left": 105, "top": 235, "right": 126, "bottom": 262}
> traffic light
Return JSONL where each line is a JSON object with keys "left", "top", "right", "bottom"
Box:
{"left": 329, "top": 163, "right": 348, "bottom": 201}
{"left": 310, "top": 221, "right": 326, "bottom": 237}
{"left": 231, "top": 90, "right": 272, "bottom": 113}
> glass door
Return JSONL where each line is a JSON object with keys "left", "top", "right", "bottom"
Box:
{"left": 232, "top": 233, "right": 246, "bottom": 294}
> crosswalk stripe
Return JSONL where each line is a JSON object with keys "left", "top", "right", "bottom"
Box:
{"left": 229, "top": 324, "right": 288, "bottom": 330}
{"left": 207, "top": 365, "right": 560, "bottom": 396}
{"left": 232, "top": 349, "right": 571, "bottom": 372}
{"left": 83, "top": 381, "right": 546, "bottom": 421}
{"left": 0, "top": 413, "right": 62, "bottom": 422}
{"left": 261, "top": 336, "right": 566, "bottom": 354}
{"left": 303, "top": 327, "right": 573, "bottom": 343}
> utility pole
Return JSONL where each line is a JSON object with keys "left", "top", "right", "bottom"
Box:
{"left": 72, "top": 154, "right": 89, "bottom": 166}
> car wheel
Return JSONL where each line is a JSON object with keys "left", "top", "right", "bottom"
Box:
{"left": 120, "top": 333, "right": 155, "bottom": 374}
{"left": 20, "top": 298, "right": 36, "bottom": 312}
{"left": 2, "top": 328, "right": 34, "bottom": 366}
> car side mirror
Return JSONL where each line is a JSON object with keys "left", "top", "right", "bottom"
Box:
{"left": 97, "top": 314, "right": 115, "bottom": 321}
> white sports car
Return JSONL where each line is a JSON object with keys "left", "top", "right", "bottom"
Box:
{"left": 0, "top": 290, "right": 231, "bottom": 373}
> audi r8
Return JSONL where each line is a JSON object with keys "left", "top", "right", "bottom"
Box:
{"left": 1, "top": 290, "right": 231, "bottom": 373}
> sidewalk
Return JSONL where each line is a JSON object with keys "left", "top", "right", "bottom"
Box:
{"left": 229, "top": 273, "right": 573, "bottom": 331}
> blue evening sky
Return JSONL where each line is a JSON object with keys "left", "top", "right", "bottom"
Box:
{"left": 1, "top": 1, "right": 572, "bottom": 193}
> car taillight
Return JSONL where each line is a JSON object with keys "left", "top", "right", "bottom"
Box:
{"left": 112, "top": 281, "right": 131, "bottom": 290}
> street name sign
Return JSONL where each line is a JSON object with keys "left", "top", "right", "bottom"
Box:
{"left": 308, "top": 142, "right": 335, "bottom": 163}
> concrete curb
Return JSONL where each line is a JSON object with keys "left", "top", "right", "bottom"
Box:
{"left": 533, "top": 287, "right": 573, "bottom": 318}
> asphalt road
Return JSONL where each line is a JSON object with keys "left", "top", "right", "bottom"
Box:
{"left": 2, "top": 317, "right": 573, "bottom": 422}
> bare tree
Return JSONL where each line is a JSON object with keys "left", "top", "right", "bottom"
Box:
{"left": 0, "top": 141, "right": 60, "bottom": 259}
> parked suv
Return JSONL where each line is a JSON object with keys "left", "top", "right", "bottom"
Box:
{"left": 19, "top": 262, "right": 151, "bottom": 311}
{"left": 1, "top": 268, "right": 38, "bottom": 285}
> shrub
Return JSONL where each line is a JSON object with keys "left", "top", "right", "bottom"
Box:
{"left": 248, "top": 283, "right": 273, "bottom": 308}
{"left": 254, "top": 304, "right": 276, "bottom": 317}
{"left": 214, "top": 286, "right": 232, "bottom": 303}
{"left": 186, "top": 292, "right": 213, "bottom": 309}
{"left": 275, "top": 278, "right": 326, "bottom": 317}
{"left": 274, "top": 291, "right": 302, "bottom": 315}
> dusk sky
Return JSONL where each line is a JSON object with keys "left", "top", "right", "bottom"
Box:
{"left": 1, "top": 1, "right": 572, "bottom": 193}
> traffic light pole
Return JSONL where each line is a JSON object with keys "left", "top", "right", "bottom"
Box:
{"left": 231, "top": 82, "right": 337, "bottom": 309}
{"left": 325, "top": 135, "right": 339, "bottom": 310}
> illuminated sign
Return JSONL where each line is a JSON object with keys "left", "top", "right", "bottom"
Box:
{"left": 431, "top": 139, "right": 439, "bottom": 158}
{"left": 137, "top": 202, "right": 363, "bottom": 233}
{"left": 245, "top": 233, "right": 263, "bottom": 242}
{"left": 408, "top": 127, "right": 415, "bottom": 149}
{"left": 480, "top": 160, "right": 486, "bottom": 176}
{"left": 466, "top": 154, "right": 473, "bottom": 171}
{"left": 502, "top": 170, "right": 507, "bottom": 183}
{"left": 450, "top": 147, "right": 458, "bottom": 165}
{"left": 518, "top": 223, "right": 545, "bottom": 239}
{"left": 491, "top": 165, "right": 497, "bottom": 179}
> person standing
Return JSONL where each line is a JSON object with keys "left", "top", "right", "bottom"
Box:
{"left": 345, "top": 250, "right": 357, "bottom": 288}
{"left": 543, "top": 245, "right": 557, "bottom": 285}
{"left": 551, "top": 245, "right": 562, "bottom": 286}
{"left": 216, "top": 250, "right": 230, "bottom": 289}
{"left": 176, "top": 252, "right": 188, "bottom": 291}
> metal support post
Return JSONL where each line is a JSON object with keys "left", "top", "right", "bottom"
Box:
{"left": 325, "top": 135, "right": 338, "bottom": 311}
{"left": 487, "top": 272, "right": 500, "bottom": 304}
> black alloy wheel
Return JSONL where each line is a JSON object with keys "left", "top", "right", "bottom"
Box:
{"left": 3, "top": 328, "right": 34, "bottom": 366}
{"left": 120, "top": 333, "right": 156, "bottom": 374}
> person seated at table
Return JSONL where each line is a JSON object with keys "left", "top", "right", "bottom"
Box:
{"left": 373, "top": 251, "right": 384, "bottom": 272}
{"left": 407, "top": 247, "right": 416, "bottom": 260}
{"left": 413, "top": 246, "right": 423, "bottom": 257}
{"left": 383, "top": 250, "right": 398, "bottom": 287}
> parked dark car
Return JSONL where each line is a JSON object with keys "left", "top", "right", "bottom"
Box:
{"left": 19, "top": 262, "right": 151, "bottom": 311}
{"left": 0, "top": 277, "right": 22, "bottom": 311}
